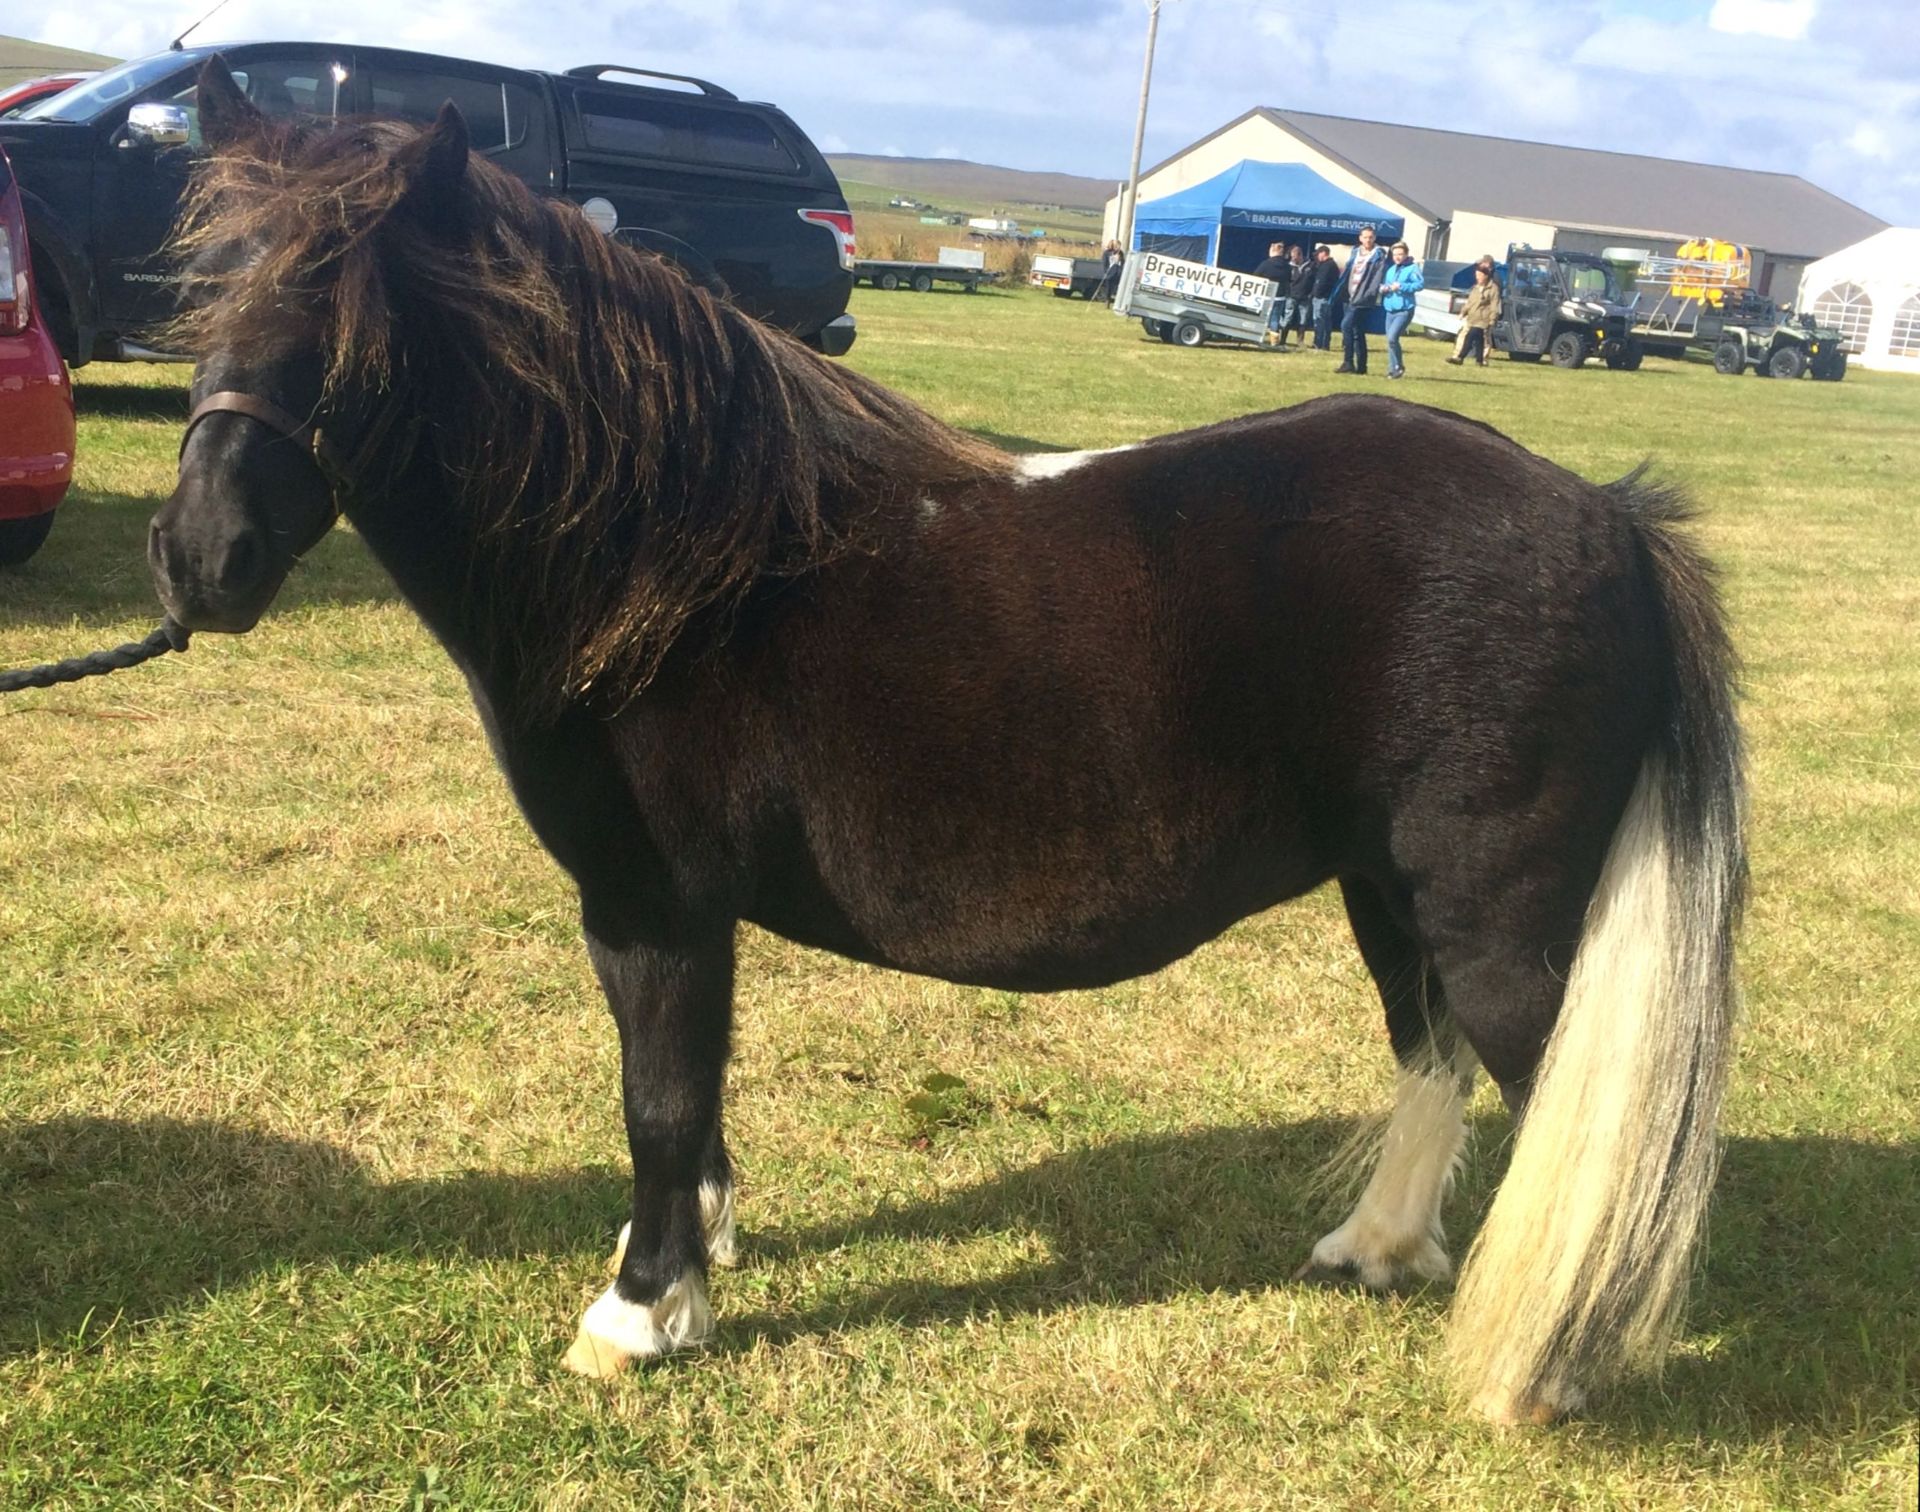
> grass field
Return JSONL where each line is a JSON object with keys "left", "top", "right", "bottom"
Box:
{"left": 1, "top": 285, "right": 1916, "bottom": 1509}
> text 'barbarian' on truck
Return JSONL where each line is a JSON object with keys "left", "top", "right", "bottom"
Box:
{"left": 0, "top": 42, "right": 859, "bottom": 365}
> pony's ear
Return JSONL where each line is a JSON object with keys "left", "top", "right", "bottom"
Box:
{"left": 395, "top": 102, "right": 470, "bottom": 233}
{"left": 196, "top": 55, "right": 265, "bottom": 151}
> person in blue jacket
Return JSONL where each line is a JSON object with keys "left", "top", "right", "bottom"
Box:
{"left": 1335, "top": 226, "right": 1387, "bottom": 374}
{"left": 1380, "top": 240, "right": 1425, "bottom": 379}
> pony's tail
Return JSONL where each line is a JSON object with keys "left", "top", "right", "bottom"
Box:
{"left": 1449, "top": 473, "right": 1746, "bottom": 1422}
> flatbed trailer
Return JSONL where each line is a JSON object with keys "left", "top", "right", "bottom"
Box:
{"left": 1624, "top": 253, "right": 1847, "bottom": 379}
{"left": 853, "top": 259, "right": 1002, "bottom": 293}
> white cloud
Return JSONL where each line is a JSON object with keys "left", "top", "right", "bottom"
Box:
{"left": 1846, "top": 122, "right": 1893, "bottom": 160}
{"left": 1708, "top": 0, "right": 1816, "bottom": 42}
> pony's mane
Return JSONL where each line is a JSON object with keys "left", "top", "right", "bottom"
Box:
{"left": 170, "top": 115, "right": 1010, "bottom": 711}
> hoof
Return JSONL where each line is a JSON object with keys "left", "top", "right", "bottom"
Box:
{"left": 564, "top": 1267, "right": 713, "bottom": 1378}
{"left": 563, "top": 1327, "right": 634, "bottom": 1378}
{"left": 1298, "top": 1224, "right": 1452, "bottom": 1294}
{"left": 1469, "top": 1381, "right": 1587, "bottom": 1426}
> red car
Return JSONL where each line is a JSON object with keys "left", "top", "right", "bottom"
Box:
{"left": 0, "top": 74, "right": 91, "bottom": 120}
{"left": 0, "top": 141, "right": 75, "bottom": 565}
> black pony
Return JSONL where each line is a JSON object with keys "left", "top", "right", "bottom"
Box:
{"left": 148, "top": 61, "right": 1745, "bottom": 1424}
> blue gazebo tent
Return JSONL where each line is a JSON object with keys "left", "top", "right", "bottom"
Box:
{"left": 1131, "top": 161, "right": 1406, "bottom": 271}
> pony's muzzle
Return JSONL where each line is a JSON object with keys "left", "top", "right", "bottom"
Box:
{"left": 148, "top": 513, "right": 270, "bottom": 633}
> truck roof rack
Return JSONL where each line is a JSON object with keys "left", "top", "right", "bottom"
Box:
{"left": 564, "top": 65, "right": 737, "bottom": 101}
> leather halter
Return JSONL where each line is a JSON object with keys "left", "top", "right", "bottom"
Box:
{"left": 180, "top": 390, "right": 351, "bottom": 514}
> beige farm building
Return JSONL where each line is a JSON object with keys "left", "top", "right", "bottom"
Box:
{"left": 1106, "top": 107, "right": 1887, "bottom": 306}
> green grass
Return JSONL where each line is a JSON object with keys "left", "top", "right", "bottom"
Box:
{"left": 1, "top": 289, "right": 1916, "bottom": 1508}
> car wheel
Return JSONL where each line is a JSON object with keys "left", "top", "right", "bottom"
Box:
{"left": 877, "top": 271, "right": 900, "bottom": 291}
{"left": 0, "top": 512, "right": 56, "bottom": 568}
{"left": 1173, "top": 320, "right": 1206, "bottom": 347}
{"left": 1712, "top": 340, "right": 1745, "bottom": 376}
{"left": 911, "top": 272, "right": 934, "bottom": 293}
{"left": 1767, "top": 345, "right": 1808, "bottom": 380}
{"left": 1549, "top": 331, "right": 1590, "bottom": 368}
{"left": 1620, "top": 345, "right": 1644, "bottom": 370}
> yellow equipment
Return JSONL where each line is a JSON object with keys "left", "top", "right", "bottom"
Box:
{"left": 1665, "top": 238, "right": 1751, "bottom": 306}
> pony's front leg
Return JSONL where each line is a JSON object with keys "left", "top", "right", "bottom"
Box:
{"left": 564, "top": 914, "right": 735, "bottom": 1378}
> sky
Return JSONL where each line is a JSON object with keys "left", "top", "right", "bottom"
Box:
{"left": 15, "top": 0, "right": 1918, "bottom": 225}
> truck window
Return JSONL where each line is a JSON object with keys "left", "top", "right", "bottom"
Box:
{"left": 1511, "top": 260, "right": 1554, "bottom": 298}
{"left": 575, "top": 91, "right": 801, "bottom": 174}
{"left": 1567, "top": 265, "right": 1614, "bottom": 299}
{"left": 362, "top": 66, "right": 536, "bottom": 155}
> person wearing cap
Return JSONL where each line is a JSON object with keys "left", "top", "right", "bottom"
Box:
{"left": 1447, "top": 257, "right": 1501, "bottom": 366}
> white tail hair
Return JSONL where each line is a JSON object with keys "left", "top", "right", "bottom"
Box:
{"left": 1448, "top": 746, "right": 1743, "bottom": 1421}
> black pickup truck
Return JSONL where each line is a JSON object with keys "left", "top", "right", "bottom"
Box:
{"left": 0, "top": 42, "right": 858, "bottom": 365}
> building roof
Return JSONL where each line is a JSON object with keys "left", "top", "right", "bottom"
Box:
{"left": 1151, "top": 107, "right": 1887, "bottom": 260}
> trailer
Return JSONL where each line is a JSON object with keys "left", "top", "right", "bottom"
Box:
{"left": 1029, "top": 254, "right": 1110, "bottom": 300}
{"left": 854, "top": 247, "right": 1003, "bottom": 293}
{"left": 1622, "top": 249, "right": 1847, "bottom": 380}
{"left": 1111, "top": 251, "right": 1281, "bottom": 348}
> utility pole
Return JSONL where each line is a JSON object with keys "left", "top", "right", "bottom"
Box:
{"left": 1118, "top": 0, "right": 1162, "bottom": 253}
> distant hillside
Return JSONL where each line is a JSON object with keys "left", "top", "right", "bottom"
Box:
{"left": 828, "top": 154, "right": 1115, "bottom": 213}
{"left": 0, "top": 33, "right": 117, "bottom": 87}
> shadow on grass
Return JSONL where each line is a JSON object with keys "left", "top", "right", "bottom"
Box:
{"left": 2, "top": 1114, "right": 1913, "bottom": 1440}
{"left": 0, "top": 489, "right": 398, "bottom": 629}
{"left": 75, "top": 381, "right": 193, "bottom": 423}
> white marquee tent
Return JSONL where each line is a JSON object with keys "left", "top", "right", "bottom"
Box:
{"left": 1799, "top": 228, "right": 1920, "bottom": 374}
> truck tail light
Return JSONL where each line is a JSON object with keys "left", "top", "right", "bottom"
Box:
{"left": 0, "top": 187, "right": 29, "bottom": 337}
{"left": 798, "top": 208, "right": 856, "bottom": 272}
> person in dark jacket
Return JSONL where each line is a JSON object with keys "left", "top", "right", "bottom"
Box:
{"left": 1253, "top": 241, "right": 1291, "bottom": 344}
{"left": 1276, "top": 244, "right": 1314, "bottom": 347}
{"left": 1335, "top": 226, "right": 1387, "bottom": 374}
{"left": 1309, "top": 244, "right": 1340, "bottom": 351}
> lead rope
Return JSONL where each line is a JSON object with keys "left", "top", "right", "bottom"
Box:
{"left": 0, "top": 618, "right": 192, "bottom": 694}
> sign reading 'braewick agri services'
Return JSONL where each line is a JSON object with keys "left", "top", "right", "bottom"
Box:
{"left": 1134, "top": 253, "right": 1276, "bottom": 313}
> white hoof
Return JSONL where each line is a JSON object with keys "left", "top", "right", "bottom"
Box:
{"left": 563, "top": 1268, "right": 713, "bottom": 1378}
{"left": 700, "top": 1180, "right": 738, "bottom": 1268}
{"left": 1300, "top": 1216, "right": 1453, "bottom": 1292}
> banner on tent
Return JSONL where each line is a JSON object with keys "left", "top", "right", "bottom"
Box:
{"left": 1134, "top": 252, "right": 1275, "bottom": 312}
{"left": 1234, "top": 209, "right": 1391, "bottom": 235}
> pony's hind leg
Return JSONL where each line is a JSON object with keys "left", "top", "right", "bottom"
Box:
{"left": 1300, "top": 878, "right": 1477, "bottom": 1292}
{"left": 563, "top": 912, "right": 735, "bottom": 1378}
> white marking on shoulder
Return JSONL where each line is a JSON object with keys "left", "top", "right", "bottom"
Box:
{"left": 1012, "top": 444, "right": 1136, "bottom": 485}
